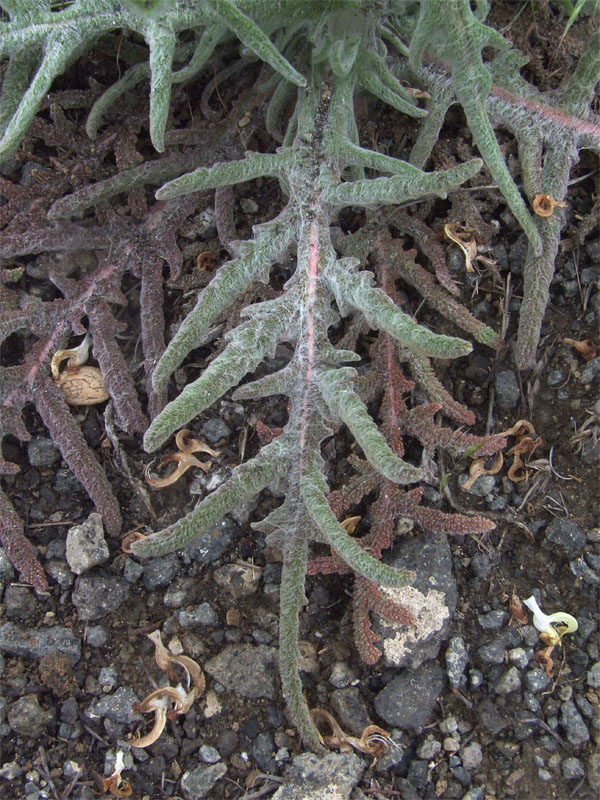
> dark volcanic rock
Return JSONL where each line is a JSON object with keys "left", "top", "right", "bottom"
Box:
{"left": 374, "top": 662, "right": 445, "bottom": 730}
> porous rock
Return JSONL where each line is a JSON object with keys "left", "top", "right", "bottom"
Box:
{"left": 375, "top": 533, "right": 457, "bottom": 669}
{"left": 204, "top": 645, "right": 278, "bottom": 699}
{"left": 272, "top": 752, "right": 365, "bottom": 800}
{"left": 65, "top": 513, "right": 109, "bottom": 574}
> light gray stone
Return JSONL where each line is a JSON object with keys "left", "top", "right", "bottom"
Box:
{"left": 66, "top": 514, "right": 109, "bottom": 574}
{"left": 181, "top": 763, "right": 227, "bottom": 799}
{"left": 72, "top": 575, "right": 129, "bottom": 621}
{"left": 272, "top": 752, "right": 364, "bottom": 800}
{"left": 205, "top": 645, "right": 278, "bottom": 699}
{"left": 445, "top": 636, "right": 468, "bottom": 689}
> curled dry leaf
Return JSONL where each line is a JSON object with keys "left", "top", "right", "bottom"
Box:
{"left": 563, "top": 338, "right": 599, "bottom": 362}
{"left": 508, "top": 591, "right": 528, "bottom": 625}
{"left": 103, "top": 751, "right": 132, "bottom": 798}
{"left": 145, "top": 429, "right": 220, "bottom": 488}
{"left": 403, "top": 85, "right": 431, "bottom": 99}
{"left": 131, "top": 630, "right": 205, "bottom": 748}
{"left": 255, "top": 419, "right": 284, "bottom": 443}
{"left": 535, "top": 645, "right": 555, "bottom": 678}
{"left": 443, "top": 223, "right": 478, "bottom": 272}
{"left": 499, "top": 419, "right": 536, "bottom": 440}
{"left": 507, "top": 436, "right": 542, "bottom": 483}
{"left": 310, "top": 708, "right": 394, "bottom": 765}
{"left": 532, "top": 193, "right": 567, "bottom": 217}
{"left": 51, "top": 333, "right": 109, "bottom": 406}
{"left": 196, "top": 251, "right": 214, "bottom": 271}
{"left": 461, "top": 451, "right": 503, "bottom": 491}
{"left": 341, "top": 516, "right": 361, "bottom": 534}
{"left": 121, "top": 531, "right": 147, "bottom": 553}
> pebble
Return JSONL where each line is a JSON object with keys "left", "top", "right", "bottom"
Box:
{"left": 98, "top": 666, "right": 118, "bottom": 690}
{"left": 185, "top": 522, "right": 233, "bottom": 563}
{"left": 122, "top": 557, "right": 144, "bottom": 583}
{"left": 418, "top": 734, "right": 441, "bottom": 760}
{"left": 476, "top": 641, "right": 505, "bottom": 665}
{"left": 470, "top": 553, "right": 492, "bottom": 578}
{"left": 570, "top": 556, "right": 599, "bottom": 585}
{"left": 201, "top": 418, "right": 231, "bottom": 443}
{"left": 142, "top": 554, "right": 179, "bottom": 590}
{"left": 8, "top": 695, "right": 54, "bottom": 738}
{"left": 27, "top": 435, "right": 60, "bottom": 466}
{"left": 330, "top": 687, "right": 371, "bottom": 736}
{"left": 462, "top": 785, "right": 485, "bottom": 800}
{"left": 271, "top": 752, "right": 364, "bottom": 800}
{"left": 71, "top": 575, "right": 129, "bottom": 621}
{"left": 562, "top": 757, "right": 585, "bottom": 780}
{"left": 181, "top": 763, "right": 227, "bottom": 800}
{"left": 525, "top": 668, "right": 552, "bottom": 693}
{"left": 0, "top": 761, "right": 22, "bottom": 780}
{"left": 163, "top": 577, "right": 197, "bottom": 608}
{"left": 439, "top": 715, "right": 458, "bottom": 734}
{"left": 204, "top": 645, "right": 278, "bottom": 699}
{"left": 252, "top": 731, "right": 277, "bottom": 773}
{"left": 0, "top": 622, "right": 81, "bottom": 665}
{"left": 443, "top": 736, "right": 460, "bottom": 753}
{"left": 546, "top": 369, "right": 565, "bottom": 387}
{"left": 461, "top": 741, "right": 483, "bottom": 770}
{"left": 560, "top": 700, "right": 590, "bottom": 745}
{"left": 0, "top": 548, "right": 15, "bottom": 583}
{"left": 45, "top": 559, "right": 75, "bottom": 588}
{"left": 542, "top": 518, "right": 586, "bottom": 556}
{"left": 587, "top": 661, "right": 600, "bottom": 688}
{"left": 469, "top": 669, "right": 484, "bottom": 688}
{"left": 329, "top": 661, "right": 357, "bottom": 689}
{"left": 580, "top": 356, "right": 600, "bottom": 385}
{"left": 374, "top": 661, "right": 445, "bottom": 730}
{"left": 407, "top": 759, "right": 429, "bottom": 790}
{"left": 199, "top": 745, "right": 221, "bottom": 764}
{"left": 588, "top": 753, "right": 600, "bottom": 790}
{"left": 4, "top": 585, "right": 39, "bottom": 621}
{"left": 85, "top": 625, "right": 108, "bottom": 648}
{"left": 177, "top": 603, "right": 219, "bottom": 628}
{"left": 477, "top": 698, "right": 510, "bottom": 735}
{"left": 65, "top": 514, "right": 109, "bottom": 574}
{"left": 213, "top": 562, "right": 262, "bottom": 599}
{"left": 459, "top": 474, "right": 496, "bottom": 497}
{"left": 478, "top": 610, "right": 507, "bottom": 629}
{"left": 495, "top": 369, "right": 520, "bottom": 408}
{"left": 495, "top": 666, "right": 521, "bottom": 695}
{"left": 445, "top": 637, "right": 468, "bottom": 689}
{"left": 89, "top": 687, "right": 142, "bottom": 725}
{"left": 508, "top": 647, "right": 531, "bottom": 669}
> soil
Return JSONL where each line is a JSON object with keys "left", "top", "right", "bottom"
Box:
{"left": 0, "top": 3, "right": 599, "bottom": 800}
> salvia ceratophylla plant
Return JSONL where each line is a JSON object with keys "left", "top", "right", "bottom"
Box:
{"left": 0, "top": 0, "right": 598, "bottom": 750}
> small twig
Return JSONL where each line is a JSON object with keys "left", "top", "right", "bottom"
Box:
{"left": 37, "top": 746, "right": 60, "bottom": 800}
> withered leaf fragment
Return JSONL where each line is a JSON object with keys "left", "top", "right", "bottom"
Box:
{"left": 310, "top": 708, "right": 394, "bottom": 765}
{"left": 563, "top": 338, "right": 598, "bottom": 362}
{"left": 532, "top": 193, "right": 567, "bottom": 217}
{"left": 103, "top": 751, "right": 132, "bottom": 798}
{"left": 145, "top": 429, "right": 220, "bottom": 488}
{"left": 51, "top": 333, "right": 109, "bottom": 406}
{"left": 443, "top": 223, "right": 478, "bottom": 272}
{"left": 131, "top": 630, "right": 205, "bottom": 748}
{"left": 461, "top": 451, "right": 503, "bottom": 492}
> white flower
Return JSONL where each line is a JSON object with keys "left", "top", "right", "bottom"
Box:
{"left": 523, "top": 596, "right": 578, "bottom": 646}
